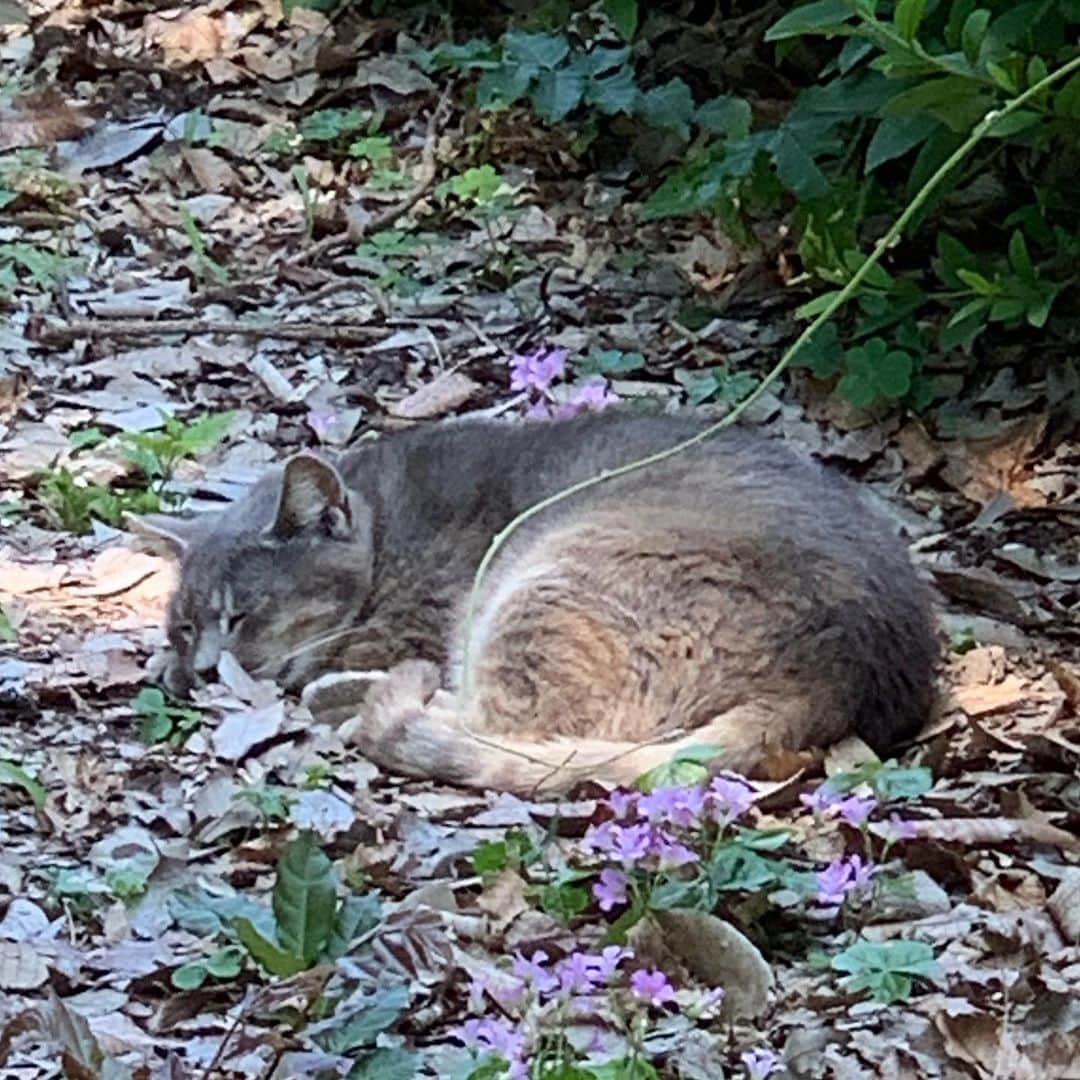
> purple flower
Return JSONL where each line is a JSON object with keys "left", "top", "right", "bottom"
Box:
{"left": 878, "top": 813, "right": 918, "bottom": 842}
{"left": 815, "top": 854, "right": 877, "bottom": 906}
{"left": 707, "top": 776, "right": 755, "bottom": 823}
{"left": 511, "top": 949, "right": 558, "bottom": 995}
{"left": 556, "top": 951, "right": 603, "bottom": 996}
{"left": 552, "top": 378, "right": 620, "bottom": 419}
{"left": 638, "top": 785, "right": 705, "bottom": 828}
{"left": 458, "top": 1016, "right": 527, "bottom": 1078}
{"left": 583, "top": 821, "right": 653, "bottom": 866}
{"left": 630, "top": 968, "right": 676, "bottom": 1008}
{"left": 742, "top": 1047, "right": 783, "bottom": 1078}
{"left": 525, "top": 398, "right": 552, "bottom": 419}
{"left": 834, "top": 794, "right": 876, "bottom": 827}
{"left": 652, "top": 834, "right": 699, "bottom": 870}
{"left": 509, "top": 347, "right": 567, "bottom": 392}
{"left": 799, "top": 785, "right": 840, "bottom": 814}
{"left": 606, "top": 788, "right": 638, "bottom": 819}
{"left": 586, "top": 945, "right": 631, "bottom": 982}
{"left": 593, "top": 867, "right": 628, "bottom": 912}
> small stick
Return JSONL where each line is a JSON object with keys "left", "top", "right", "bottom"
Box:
{"left": 32, "top": 316, "right": 387, "bottom": 346}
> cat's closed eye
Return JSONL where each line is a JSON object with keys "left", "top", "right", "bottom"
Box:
{"left": 225, "top": 612, "right": 246, "bottom": 633}
{"left": 174, "top": 621, "right": 196, "bottom": 646}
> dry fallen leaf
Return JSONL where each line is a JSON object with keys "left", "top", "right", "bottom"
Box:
{"left": 648, "top": 908, "right": 774, "bottom": 1020}
{"left": 914, "top": 817, "right": 1080, "bottom": 852}
{"left": 952, "top": 675, "right": 1028, "bottom": 717}
{"left": 0, "top": 941, "right": 49, "bottom": 990}
{"left": 388, "top": 371, "right": 479, "bottom": 421}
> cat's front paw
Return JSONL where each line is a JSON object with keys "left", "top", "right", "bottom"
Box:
{"left": 364, "top": 659, "right": 442, "bottom": 720}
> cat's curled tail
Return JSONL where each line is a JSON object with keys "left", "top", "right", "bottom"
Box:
{"left": 304, "top": 660, "right": 774, "bottom": 796}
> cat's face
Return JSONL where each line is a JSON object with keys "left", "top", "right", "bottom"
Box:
{"left": 132, "top": 454, "right": 374, "bottom": 695}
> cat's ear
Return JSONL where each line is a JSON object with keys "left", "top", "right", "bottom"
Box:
{"left": 124, "top": 512, "right": 199, "bottom": 559}
{"left": 271, "top": 453, "right": 351, "bottom": 540}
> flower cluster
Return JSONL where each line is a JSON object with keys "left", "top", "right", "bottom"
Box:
{"left": 815, "top": 853, "right": 877, "bottom": 906}
{"left": 507, "top": 344, "right": 620, "bottom": 420}
{"left": 460, "top": 947, "right": 689, "bottom": 1077}
{"left": 584, "top": 777, "right": 754, "bottom": 914}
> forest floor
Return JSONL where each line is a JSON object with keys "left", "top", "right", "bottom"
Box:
{"left": 1, "top": 3, "right": 1079, "bottom": 1079}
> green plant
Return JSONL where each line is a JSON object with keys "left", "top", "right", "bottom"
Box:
{"left": 171, "top": 945, "right": 246, "bottom": 990}
{"left": 0, "top": 759, "right": 45, "bottom": 808}
{"left": 118, "top": 410, "right": 234, "bottom": 486}
{"left": 0, "top": 241, "right": 74, "bottom": 295}
{"left": 35, "top": 467, "right": 162, "bottom": 534}
{"left": 292, "top": 164, "right": 316, "bottom": 241}
{"left": 132, "top": 687, "right": 202, "bottom": 746}
{"left": 178, "top": 205, "right": 228, "bottom": 285}
{"left": 234, "top": 783, "right": 296, "bottom": 826}
{"left": 232, "top": 832, "right": 383, "bottom": 976}
{"left": 830, "top": 938, "right": 940, "bottom": 1003}
{"left": 0, "top": 605, "right": 16, "bottom": 643}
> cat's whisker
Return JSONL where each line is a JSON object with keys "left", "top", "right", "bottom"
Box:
{"left": 254, "top": 623, "right": 363, "bottom": 676}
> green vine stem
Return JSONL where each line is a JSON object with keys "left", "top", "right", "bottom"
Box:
{"left": 460, "top": 52, "right": 1080, "bottom": 694}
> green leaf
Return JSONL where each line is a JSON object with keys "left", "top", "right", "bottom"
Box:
{"left": 540, "top": 882, "right": 589, "bottom": 920}
{"left": 323, "top": 892, "right": 382, "bottom": 961}
{"left": 871, "top": 764, "right": 932, "bottom": 801}
{"left": 765, "top": 0, "right": 858, "bottom": 40}
{"left": 585, "top": 66, "right": 639, "bottom": 115}
{"left": 349, "top": 1046, "right": 419, "bottom": 1080}
{"left": 985, "top": 110, "right": 1041, "bottom": 138}
{"left": 635, "top": 743, "right": 723, "bottom": 791}
{"left": 472, "top": 839, "right": 509, "bottom": 876}
{"left": 960, "top": 9, "right": 990, "bottom": 64}
{"left": 831, "top": 939, "right": 939, "bottom": 1003}
{"left": 865, "top": 114, "right": 938, "bottom": 171}
{"left": 894, "top": 0, "right": 927, "bottom": 41}
{"left": 578, "top": 350, "right": 646, "bottom": 376}
{"left": 603, "top": 0, "right": 638, "bottom": 41}
{"left": 0, "top": 760, "right": 46, "bottom": 809}
{"left": 272, "top": 831, "right": 338, "bottom": 966}
{"left": 696, "top": 96, "right": 752, "bottom": 138}
{"left": 836, "top": 371, "right": 878, "bottom": 409}
{"left": 178, "top": 411, "right": 235, "bottom": 454}
{"left": 0, "top": 605, "right": 15, "bottom": 643}
{"left": 1054, "top": 72, "right": 1080, "bottom": 119}
{"left": 477, "top": 63, "right": 534, "bottom": 108}
{"left": 171, "top": 961, "right": 209, "bottom": 990}
{"left": 205, "top": 946, "right": 245, "bottom": 978}
{"left": 876, "top": 350, "right": 914, "bottom": 399}
{"left": 319, "top": 984, "right": 409, "bottom": 1053}
{"left": 637, "top": 78, "right": 696, "bottom": 139}
{"left": 233, "top": 916, "right": 307, "bottom": 976}
{"left": 503, "top": 29, "right": 569, "bottom": 71}
{"left": 771, "top": 128, "right": 830, "bottom": 198}
{"left": 531, "top": 67, "right": 586, "bottom": 122}
{"left": 1007, "top": 231, "right": 1035, "bottom": 282}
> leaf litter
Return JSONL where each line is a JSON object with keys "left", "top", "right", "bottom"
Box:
{"left": 0, "top": 2, "right": 1078, "bottom": 1078}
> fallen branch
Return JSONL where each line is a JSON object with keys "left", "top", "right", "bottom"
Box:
{"left": 32, "top": 316, "right": 386, "bottom": 347}
{"left": 298, "top": 83, "right": 455, "bottom": 267}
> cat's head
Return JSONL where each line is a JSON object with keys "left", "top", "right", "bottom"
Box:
{"left": 130, "top": 453, "right": 374, "bottom": 695}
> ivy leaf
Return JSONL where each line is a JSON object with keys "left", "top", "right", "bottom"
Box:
{"left": 532, "top": 67, "right": 586, "bottom": 122}
{"left": 272, "top": 831, "right": 338, "bottom": 966}
{"left": 585, "top": 65, "right": 639, "bottom": 115}
{"left": 637, "top": 78, "right": 696, "bottom": 139}
{"left": 635, "top": 744, "right": 724, "bottom": 791}
{"left": 503, "top": 29, "right": 569, "bottom": 70}
{"left": 696, "top": 95, "right": 752, "bottom": 138}
{"left": 348, "top": 1047, "right": 419, "bottom": 1080}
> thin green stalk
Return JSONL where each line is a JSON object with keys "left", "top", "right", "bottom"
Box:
{"left": 460, "top": 53, "right": 1080, "bottom": 694}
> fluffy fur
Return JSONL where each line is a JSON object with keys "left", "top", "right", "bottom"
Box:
{"left": 134, "top": 413, "right": 937, "bottom": 793}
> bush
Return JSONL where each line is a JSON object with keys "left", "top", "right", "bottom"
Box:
{"left": 415, "top": 0, "right": 1080, "bottom": 411}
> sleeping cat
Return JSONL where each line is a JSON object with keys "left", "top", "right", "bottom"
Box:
{"left": 133, "top": 412, "right": 937, "bottom": 793}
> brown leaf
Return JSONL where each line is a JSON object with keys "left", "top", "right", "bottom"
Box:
{"left": 1048, "top": 868, "right": 1080, "bottom": 943}
{"left": 914, "top": 817, "right": 1080, "bottom": 852}
{"left": 144, "top": 9, "right": 226, "bottom": 65}
{"left": 952, "top": 674, "right": 1028, "bottom": 717}
{"left": 0, "top": 93, "right": 93, "bottom": 152}
{"left": 649, "top": 908, "right": 773, "bottom": 1020}
{"left": 938, "top": 1011, "right": 1080, "bottom": 1079}
{"left": 388, "top": 371, "right": 479, "bottom": 421}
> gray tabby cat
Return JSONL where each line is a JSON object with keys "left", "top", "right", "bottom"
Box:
{"left": 134, "top": 413, "right": 937, "bottom": 793}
